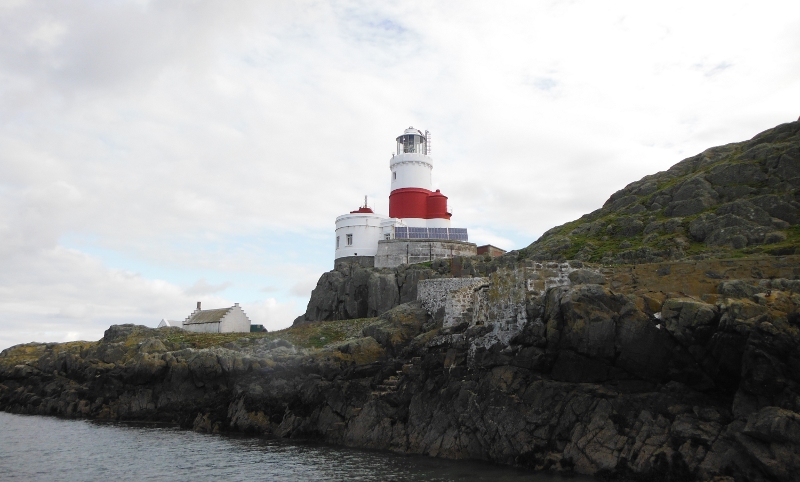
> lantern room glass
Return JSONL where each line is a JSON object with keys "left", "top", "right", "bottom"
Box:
{"left": 397, "top": 134, "right": 427, "bottom": 155}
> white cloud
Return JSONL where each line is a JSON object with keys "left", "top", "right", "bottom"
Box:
{"left": 245, "top": 298, "right": 301, "bottom": 332}
{"left": 185, "top": 279, "right": 233, "bottom": 296}
{"left": 1, "top": 0, "right": 799, "bottom": 349}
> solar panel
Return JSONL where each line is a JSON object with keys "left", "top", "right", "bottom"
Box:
{"left": 393, "top": 226, "right": 468, "bottom": 241}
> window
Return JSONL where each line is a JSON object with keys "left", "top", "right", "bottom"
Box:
{"left": 393, "top": 172, "right": 396, "bottom": 180}
{"left": 385, "top": 233, "right": 391, "bottom": 240}
{"left": 336, "top": 236, "right": 339, "bottom": 248}
{"left": 346, "top": 234, "right": 353, "bottom": 246}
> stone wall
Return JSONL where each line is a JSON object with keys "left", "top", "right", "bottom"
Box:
{"left": 375, "top": 239, "right": 477, "bottom": 268}
{"left": 417, "top": 261, "right": 604, "bottom": 328}
{"left": 417, "top": 278, "right": 488, "bottom": 327}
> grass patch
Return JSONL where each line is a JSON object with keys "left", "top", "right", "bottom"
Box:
{"left": 162, "top": 317, "right": 379, "bottom": 350}
{"left": 0, "top": 341, "right": 96, "bottom": 367}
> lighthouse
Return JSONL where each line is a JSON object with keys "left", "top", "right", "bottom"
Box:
{"left": 389, "top": 127, "right": 451, "bottom": 228}
{"left": 334, "top": 127, "right": 475, "bottom": 269}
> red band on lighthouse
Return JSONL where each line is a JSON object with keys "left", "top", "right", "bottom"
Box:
{"left": 389, "top": 187, "right": 451, "bottom": 220}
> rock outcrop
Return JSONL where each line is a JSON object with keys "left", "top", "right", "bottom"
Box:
{"left": 294, "top": 259, "right": 452, "bottom": 324}
{"left": 2, "top": 256, "right": 800, "bottom": 481}
{"left": 524, "top": 120, "right": 800, "bottom": 263}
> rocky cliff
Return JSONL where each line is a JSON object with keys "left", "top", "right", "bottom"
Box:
{"left": 293, "top": 258, "right": 452, "bottom": 325}
{"left": 2, "top": 255, "right": 800, "bottom": 481}
{"left": 523, "top": 120, "right": 800, "bottom": 263}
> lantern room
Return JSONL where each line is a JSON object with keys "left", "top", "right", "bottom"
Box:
{"left": 396, "top": 127, "right": 428, "bottom": 155}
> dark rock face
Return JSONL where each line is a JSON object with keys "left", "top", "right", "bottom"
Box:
{"left": 294, "top": 260, "right": 451, "bottom": 325}
{"left": 525, "top": 121, "right": 800, "bottom": 263}
{"left": 3, "top": 270, "right": 800, "bottom": 481}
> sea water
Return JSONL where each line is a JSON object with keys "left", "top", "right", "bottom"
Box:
{"left": 0, "top": 411, "right": 595, "bottom": 481}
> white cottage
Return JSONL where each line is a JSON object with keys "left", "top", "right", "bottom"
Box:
{"left": 157, "top": 319, "right": 183, "bottom": 328}
{"left": 182, "top": 302, "right": 251, "bottom": 333}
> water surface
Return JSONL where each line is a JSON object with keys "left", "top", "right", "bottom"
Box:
{"left": 0, "top": 411, "right": 594, "bottom": 481}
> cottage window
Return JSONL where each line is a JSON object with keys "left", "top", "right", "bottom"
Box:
{"left": 346, "top": 234, "right": 353, "bottom": 246}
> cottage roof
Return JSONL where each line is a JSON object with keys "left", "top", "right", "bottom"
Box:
{"left": 158, "top": 319, "right": 183, "bottom": 328}
{"left": 184, "top": 307, "right": 232, "bottom": 325}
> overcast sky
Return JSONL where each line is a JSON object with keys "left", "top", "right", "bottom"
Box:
{"left": 1, "top": 0, "right": 798, "bottom": 350}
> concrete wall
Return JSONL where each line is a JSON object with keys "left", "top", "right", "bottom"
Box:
{"left": 219, "top": 304, "right": 251, "bottom": 333}
{"left": 375, "top": 239, "right": 477, "bottom": 268}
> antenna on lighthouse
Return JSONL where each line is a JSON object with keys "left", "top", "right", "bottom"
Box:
{"left": 425, "top": 130, "right": 431, "bottom": 155}
{"left": 364, "top": 195, "right": 368, "bottom": 209}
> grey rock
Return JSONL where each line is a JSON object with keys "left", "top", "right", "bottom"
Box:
{"left": 765, "top": 231, "right": 788, "bottom": 244}
{"left": 706, "top": 162, "right": 767, "bottom": 186}
{"left": 661, "top": 298, "right": 719, "bottom": 347}
{"left": 567, "top": 269, "right": 606, "bottom": 285}
{"left": 718, "top": 280, "right": 761, "bottom": 299}
{"left": 715, "top": 200, "right": 773, "bottom": 226}
{"left": 362, "top": 302, "right": 428, "bottom": 355}
{"left": 688, "top": 213, "right": 767, "bottom": 246}
{"left": 672, "top": 176, "right": 719, "bottom": 203}
{"left": 667, "top": 196, "right": 715, "bottom": 217}
{"left": 749, "top": 195, "right": 799, "bottom": 224}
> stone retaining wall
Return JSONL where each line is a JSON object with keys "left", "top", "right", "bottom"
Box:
{"left": 417, "top": 277, "right": 487, "bottom": 324}
{"left": 375, "top": 239, "right": 477, "bottom": 268}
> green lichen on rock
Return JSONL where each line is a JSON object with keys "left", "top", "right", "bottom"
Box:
{"left": 523, "top": 121, "right": 800, "bottom": 264}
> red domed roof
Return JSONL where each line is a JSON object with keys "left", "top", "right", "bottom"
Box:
{"left": 350, "top": 207, "right": 374, "bottom": 214}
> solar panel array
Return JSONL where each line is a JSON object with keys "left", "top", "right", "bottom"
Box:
{"left": 393, "top": 227, "right": 469, "bottom": 242}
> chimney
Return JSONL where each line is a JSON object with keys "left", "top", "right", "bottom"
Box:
{"left": 197, "top": 301, "right": 201, "bottom": 311}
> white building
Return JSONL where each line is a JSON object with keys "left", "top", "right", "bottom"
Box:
{"left": 334, "top": 199, "right": 393, "bottom": 261}
{"left": 157, "top": 319, "right": 183, "bottom": 328}
{"left": 182, "top": 302, "right": 251, "bottom": 333}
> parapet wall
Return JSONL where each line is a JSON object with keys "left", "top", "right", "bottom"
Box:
{"left": 375, "top": 239, "right": 477, "bottom": 268}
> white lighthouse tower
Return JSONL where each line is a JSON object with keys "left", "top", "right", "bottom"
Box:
{"left": 334, "top": 127, "right": 474, "bottom": 269}
{"left": 388, "top": 127, "right": 451, "bottom": 229}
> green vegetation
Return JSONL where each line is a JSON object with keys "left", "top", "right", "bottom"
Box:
{"left": 162, "top": 317, "right": 379, "bottom": 350}
{"left": 522, "top": 126, "right": 800, "bottom": 265}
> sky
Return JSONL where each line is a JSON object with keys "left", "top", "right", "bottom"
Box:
{"left": 1, "top": 0, "right": 798, "bottom": 350}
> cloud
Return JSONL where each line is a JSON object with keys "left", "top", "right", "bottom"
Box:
{"left": 244, "top": 298, "right": 301, "bottom": 332}
{"left": 1, "top": 0, "right": 799, "bottom": 350}
{"left": 185, "top": 279, "right": 233, "bottom": 296}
